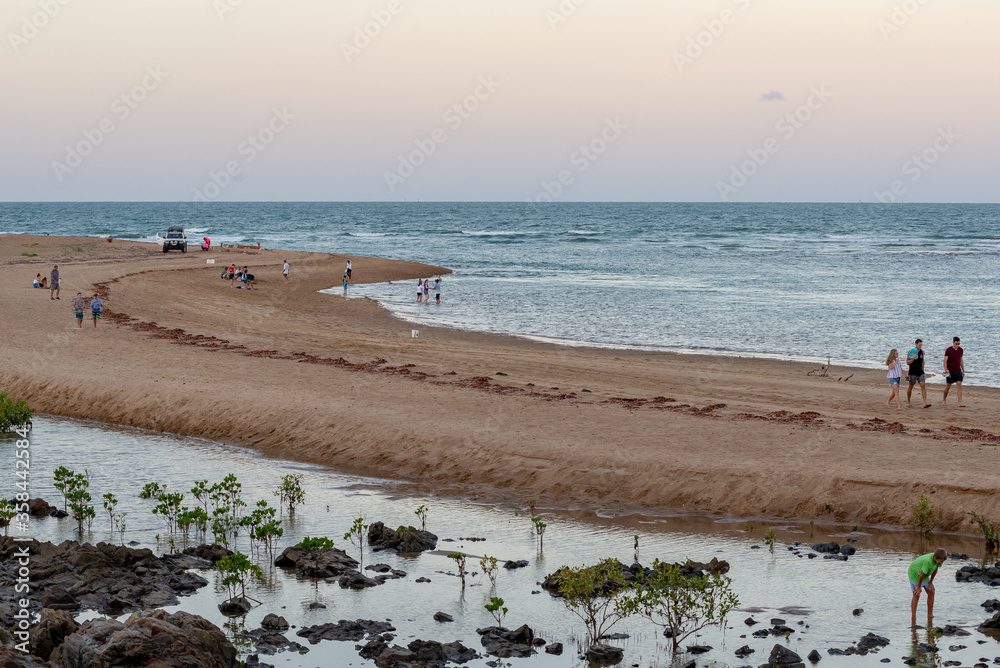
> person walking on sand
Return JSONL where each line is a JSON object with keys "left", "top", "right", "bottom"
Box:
{"left": 434, "top": 278, "right": 441, "bottom": 304}
{"left": 885, "top": 348, "right": 904, "bottom": 410}
{"left": 50, "top": 265, "right": 60, "bottom": 299}
{"left": 73, "top": 293, "right": 85, "bottom": 328}
{"left": 283, "top": 260, "right": 289, "bottom": 283}
{"left": 907, "top": 339, "right": 930, "bottom": 408}
{"left": 90, "top": 293, "right": 103, "bottom": 328}
{"left": 943, "top": 337, "right": 965, "bottom": 407}
{"left": 346, "top": 260, "right": 352, "bottom": 279}
{"left": 909, "top": 548, "right": 947, "bottom": 627}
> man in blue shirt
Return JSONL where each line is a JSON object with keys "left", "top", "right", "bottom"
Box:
{"left": 90, "top": 294, "right": 103, "bottom": 328}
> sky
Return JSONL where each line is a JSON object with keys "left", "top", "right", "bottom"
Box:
{"left": 1, "top": 0, "right": 998, "bottom": 202}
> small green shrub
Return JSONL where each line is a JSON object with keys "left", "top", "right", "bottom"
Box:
{"left": 344, "top": 517, "right": 369, "bottom": 569}
{"left": 968, "top": 511, "right": 998, "bottom": 552}
{"left": 484, "top": 596, "right": 508, "bottom": 627}
{"left": 217, "top": 552, "right": 262, "bottom": 605}
{"left": 550, "top": 559, "right": 633, "bottom": 649}
{"left": 274, "top": 474, "right": 305, "bottom": 516}
{"left": 0, "top": 393, "right": 32, "bottom": 433}
{"left": 415, "top": 504, "right": 428, "bottom": 531}
{"left": 448, "top": 552, "right": 468, "bottom": 588}
{"left": 911, "top": 495, "right": 935, "bottom": 534}
{"left": 763, "top": 528, "right": 776, "bottom": 553}
{"left": 480, "top": 555, "right": 499, "bottom": 588}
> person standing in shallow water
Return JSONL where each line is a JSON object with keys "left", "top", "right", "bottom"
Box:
{"left": 416, "top": 278, "right": 423, "bottom": 303}
{"left": 943, "top": 337, "right": 965, "bottom": 407}
{"left": 909, "top": 548, "right": 946, "bottom": 627}
{"left": 885, "top": 348, "right": 904, "bottom": 411}
{"left": 906, "top": 339, "right": 930, "bottom": 408}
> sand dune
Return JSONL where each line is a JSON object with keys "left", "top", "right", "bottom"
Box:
{"left": 3, "top": 234, "right": 999, "bottom": 532}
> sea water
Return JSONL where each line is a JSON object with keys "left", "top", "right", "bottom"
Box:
{"left": 3, "top": 202, "right": 999, "bottom": 384}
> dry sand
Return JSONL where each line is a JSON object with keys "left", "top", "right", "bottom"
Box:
{"left": 2, "top": 234, "right": 998, "bottom": 532}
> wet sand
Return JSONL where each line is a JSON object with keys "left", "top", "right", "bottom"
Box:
{"left": 2, "top": 234, "right": 998, "bottom": 532}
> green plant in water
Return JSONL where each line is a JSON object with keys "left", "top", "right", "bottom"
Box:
{"left": 415, "top": 504, "right": 428, "bottom": 531}
{"left": 274, "top": 474, "right": 305, "bottom": 516}
{"left": 550, "top": 559, "right": 634, "bottom": 650}
{"left": 744, "top": 522, "right": 755, "bottom": 534}
{"left": 968, "top": 511, "right": 999, "bottom": 552}
{"left": 53, "top": 466, "right": 76, "bottom": 512}
{"left": 622, "top": 559, "right": 739, "bottom": 654}
{"left": 67, "top": 477, "right": 94, "bottom": 533}
{"left": 484, "top": 596, "right": 508, "bottom": 628}
{"left": 102, "top": 493, "right": 118, "bottom": 532}
{"left": 911, "top": 495, "right": 935, "bottom": 535}
{"left": 217, "top": 552, "right": 262, "bottom": 605}
{"left": 114, "top": 512, "right": 127, "bottom": 545}
{"left": 191, "top": 481, "right": 211, "bottom": 514}
{"left": 344, "top": 517, "right": 369, "bottom": 570}
{"left": 448, "top": 552, "right": 468, "bottom": 588}
{"left": 480, "top": 555, "right": 499, "bottom": 588}
{"left": 0, "top": 392, "right": 32, "bottom": 433}
{"left": 300, "top": 536, "right": 335, "bottom": 552}
{"left": 140, "top": 482, "right": 167, "bottom": 500}
{"left": 763, "top": 528, "right": 776, "bottom": 553}
{"left": 0, "top": 500, "right": 16, "bottom": 536}
{"left": 633, "top": 535, "right": 640, "bottom": 564}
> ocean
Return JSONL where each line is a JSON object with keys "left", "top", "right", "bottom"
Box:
{"left": 3, "top": 202, "right": 999, "bottom": 385}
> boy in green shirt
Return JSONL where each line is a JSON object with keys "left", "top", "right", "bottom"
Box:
{"left": 909, "top": 547, "right": 947, "bottom": 626}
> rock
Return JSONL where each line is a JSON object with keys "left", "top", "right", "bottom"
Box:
{"left": 0, "top": 537, "right": 208, "bottom": 616}
{"left": 745, "top": 616, "right": 758, "bottom": 626}
{"left": 374, "top": 645, "right": 417, "bottom": 666}
{"left": 49, "top": 509, "right": 69, "bottom": 519}
{"left": 433, "top": 611, "right": 454, "bottom": 622}
{"left": 823, "top": 554, "right": 849, "bottom": 561}
{"left": 771, "top": 618, "right": 786, "bottom": 625}
{"left": 948, "top": 645, "right": 968, "bottom": 651}
{"left": 24, "top": 498, "right": 55, "bottom": 517}
{"left": 49, "top": 609, "right": 238, "bottom": 668}
{"left": 218, "top": 597, "right": 252, "bottom": 615}
{"left": 338, "top": 571, "right": 381, "bottom": 589}
{"left": 601, "top": 633, "right": 629, "bottom": 640}
{"left": 297, "top": 619, "right": 395, "bottom": 644}
{"left": 753, "top": 629, "right": 771, "bottom": 638}
{"left": 28, "top": 608, "right": 79, "bottom": 660}
{"left": 244, "top": 655, "right": 275, "bottom": 668}
{"left": 274, "top": 544, "right": 359, "bottom": 578}
{"left": 948, "top": 553, "right": 969, "bottom": 560}
{"left": 241, "top": 627, "right": 307, "bottom": 655}
{"left": 765, "top": 644, "right": 806, "bottom": 667}
{"left": 957, "top": 563, "right": 1000, "bottom": 587}
{"left": 856, "top": 632, "right": 890, "bottom": 653}
{"left": 367, "top": 522, "right": 438, "bottom": 553}
{"left": 983, "top": 599, "right": 1000, "bottom": 612}
{"left": 0, "top": 646, "right": 52, "bottom": 667}
{"left": 916, "top": 642, "right": 938, "bottom": 653}
{"left": 811, "top": 542, "right": 840, "bottom": 554}
{"left": 807, "top": 649, "right": 821, "bottom": 662}
{"left": 545, "top": 642, "right": 563, "bottom": 654}
{"left": 839, "top": 545, "right": 856, "bottom": 556}
{"left": 852, "top": 608, "right": 864, "bottom": 616}
{"left": 181, "top": 543, "right": 233, "bottom": 563}
{"left": 584, "top": 644, "right": 624, "bottom": 664}
{"left": 937, "top": 625, "right": 971, "bottom": 636}
{"left": 477, "top": 625, "right": 536, "bottom": 658}
{"left": 979, "top": 612, "right": 1000, "bottom": 634}
{"left": 404, "top": 639, "right": 479, "bottom": 664}
{"left": 307, "top": 601, "right": 326, "bottom": 609}
{"left": 415, "top": 577, "right": 431, "bottom": 583}
{"left": 357, "top": 638, "right": 388, "bottom": 660}
{"left": 503, "top": 560, "right": 529, "bottom": 570}
{"left": 735, "top": 645, "right": 755, "bottom": 657}
{"left": 261, "top": 613, "right": 289, "bottom": 630}
{"left": 688, "top": 644, "right": 712, "bottom": 654}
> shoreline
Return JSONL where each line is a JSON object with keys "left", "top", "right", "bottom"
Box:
{"left": 3, "top": 234, "right": 1000, "bottom": 534}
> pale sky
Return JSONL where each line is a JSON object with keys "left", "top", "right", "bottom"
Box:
{"left": 1, "top": 0, "right": 997, "bottom": 202}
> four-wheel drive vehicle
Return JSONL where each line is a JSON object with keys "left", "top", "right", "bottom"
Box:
{"left": 156, "top": 226, "right": 188, "bottom": 253}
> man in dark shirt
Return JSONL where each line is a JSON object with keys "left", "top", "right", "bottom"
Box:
{"left": 943, "top": 337, "right": 965, "bottom": 407}
{"left": 50, "top": 264, "right": 60, "bottom": 300}
{"left": 906, "top": 339, "right": 930, "bottom": 408}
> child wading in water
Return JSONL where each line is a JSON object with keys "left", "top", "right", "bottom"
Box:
{"left": 909, "top": 548, "right": 946, "bottom": 627}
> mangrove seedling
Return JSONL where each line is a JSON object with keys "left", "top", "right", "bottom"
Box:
{"left": 140, "top": 481, "right": 167, "bottom": 500}
{"left": 911, "top": 495, "right": 935, "bottom": 535}
{"left": 191, "top": 481, "right": 211, "bottom": 514}
{"left": 53, "top": 466, "right": 77, "bottom": 512}
{"left": 102, "top": 493, "right": 119, "bottom": 532}
{"left": 0, "top": 392, "right": 32, "bottom": 433}
{"left": 217, "top": 552, "right": 262, "bottom": 606}
{"left": 114, "top": 512, "right": 127, "bottom": 545}
{"left": 344, "top": 517, "right": 369, "bottom": 570}
{"left": 448, "top": 552, "right": 468, "bottom": 589}
{"left": 968, "top": 511, "right": 999, "bottom": 552}
{"left": 0, "top": 500, "right": 16, "bottom": 536}
{"left": 274, "top": 473, "right": 305, "bottom": 516}
{"left": 550, "top": 559, "right": 634, "bottom": 649}
{"left": 764, "top": 528, "right": 776, "bottom": 553}
{"left": 532, "top": 516, "right": 547, "bottom": 549}
{"left": 744, "top": 522, "right": 755, "bottom": 534}
{"left": 633, "top": 535, "right": 640, "bottom": 564}
{"left": 622, "top": 559, "right": 739, "bottom": 654}
{"left": 480, "top": 555, "right": 499, "bottom": 588}
{"left": 485, "top": 596, "right": 508, "bottom": 628}
{"left": 67, "top": 484, "right": 94, "bottom": 533}
{"left": 415, "top": 504, "right": 428, "bottom": 531}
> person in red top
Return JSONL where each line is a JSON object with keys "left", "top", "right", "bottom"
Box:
{"left": 943, "top": 337, "right": 965, "bottom": 407}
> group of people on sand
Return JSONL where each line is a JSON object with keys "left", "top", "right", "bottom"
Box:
{"left": 884, "top": 337, "right": 966, "bottom": 409}
{"left": 34, "top": 265, "right": 61, "bottom": 299}
{"left": 224, "top": 264, "right": 256, "bottom": 290}
{"left": 416, "top": 277, "right": 442, "bottom": 303}
{"left": 32, "top": 265, "right": 103, "bottom": 329}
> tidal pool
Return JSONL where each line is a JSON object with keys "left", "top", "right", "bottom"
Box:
{"left": 4, "top": 416, "right": 999, "bottom": 667}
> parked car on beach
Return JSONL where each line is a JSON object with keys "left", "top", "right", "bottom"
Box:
{"left": 155, "top": 226, "right": 187, "bottom": 253}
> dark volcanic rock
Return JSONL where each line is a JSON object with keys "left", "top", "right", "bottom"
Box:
{"left": 811, "top": 542, "right": 840, "bottom": 554}
{"left": 687, "top": 644, "right": 712, "bottom": 654}
{"left": 957, "top": 562, "right": 1000, "bottom": 586}
{"left": 339, "top": 570, "right": 381, "bottom": 589}
{"left": 274, "top": 543, "right": 359, "bottom": 578}
{"left": 856, "top": 632, "right": 890, "bottom": 653}
{"left": 503, "top": 560, "right": 529, "bottom": 570}
{"left": 735, "top": 645, "right": 754, "bottom": 657}
{"left": 218, "top": 597, "right": 252, "bottom": 615}
{"left": 982, "top": 599, "right": 1000, "bottom": 612}
{"left": 0, "top": 537, "right": 208, "bottom": 616}
{"left": 181, "top": 543, "right": 233, "bottom": 564}
{"left": 477, "top": 625, "right": 537, "bottom": 658}
{"left": 367, "top": 522, "right": 438, "bottom": 553}
{"left": 839, "top": 545, "right": 856, "bottom": 556}
{"left": 979, "top": 611, "right": 1000, "bottom": 634}
{"left": 296, "top": 619, "right": 396, "bottom": 644}
{"left": 25, "top": 498, "right": 55, "bottom": 517}
{"left": 545, "top": 642, "right": 563, "bottom": 655}
{"left": 936, "top": 625, "right": 970, "bottom": 636}
{"left": 28, "top": 608, "right": 79, "bottom": 661}
{"left": 765, "top": 644, "right": 806, "bottom": 667}
{"left": 261, "top": 613, "right": 289, "bottom": 631}
{"left": 49, "top": 609, "right": 238, "bottom": 668}
{"left": 241, "top": 627, "right": 308, "bottom": 655}
{"left": 433, "top": 611, "right": 454, "bottom": 622}
{"left": 807, "top": 649, "right": 821, "bottom": 662}
{"left": 584, "top": 644, "right": 624, "bottom": 664}
{"left": 405, "top": 639, "right": 479, "bottom": 664}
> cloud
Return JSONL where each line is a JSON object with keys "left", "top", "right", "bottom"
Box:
{"left": 759, "top": 90, "right": 785, "bottom": 102}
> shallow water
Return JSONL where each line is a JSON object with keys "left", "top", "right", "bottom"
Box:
{"left": 5, "top": 416, "right": 1000, "bottom": 667}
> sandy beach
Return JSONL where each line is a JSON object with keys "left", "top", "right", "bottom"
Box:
{"left": 2, "top": 234, "right": 998, "bottom": 532}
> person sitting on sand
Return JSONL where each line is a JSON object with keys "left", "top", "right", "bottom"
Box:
{"left": 909, "top": 548, "right": 946, "bottom": 627}
{"left": 885, "top": 348, "right": 903, "bottom": 411}
{"left": 33, "top": 273, "right": 41, "bottom": 288}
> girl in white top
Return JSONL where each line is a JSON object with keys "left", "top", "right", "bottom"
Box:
{"left": 885, "top": 348, "right": 904, "bottom": 411}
